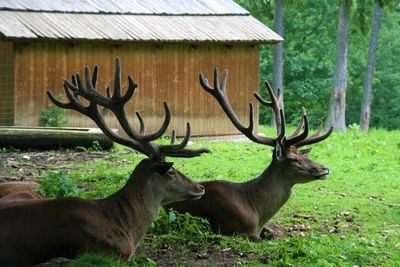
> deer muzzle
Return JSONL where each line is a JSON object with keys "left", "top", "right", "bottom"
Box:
{"left": 189, "top": 184, "right": 205, "bottom": 200}
{"left": 315, "top": 167, "right": 329, "bottom": 179}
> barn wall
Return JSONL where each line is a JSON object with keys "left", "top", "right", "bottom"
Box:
{"left": 14, "top": 42, "right": 260, "bottom": 136}
{"left": 0, "top": 41, "right": 14, "bottom": 126}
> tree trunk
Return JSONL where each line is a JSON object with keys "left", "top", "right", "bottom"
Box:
{"left": 326, "top": 0, "right": 351, "bottom": 132}
{"left": 359, "top": 3, "right": 381, "bottom": 132}
{"left": 271, "top": 0, "right": 284, "bottom": 129}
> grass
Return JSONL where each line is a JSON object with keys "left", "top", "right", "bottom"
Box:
{"left": 4, "top": 125, "right": 399, "bottom": 266}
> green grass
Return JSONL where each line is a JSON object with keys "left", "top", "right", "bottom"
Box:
{"left": 27, "top": 126, "right": 400, "bottom": 266}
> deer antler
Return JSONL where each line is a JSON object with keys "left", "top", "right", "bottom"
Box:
{"left": 48, "top": 57, "right": 210, "bottom": 161}
{"left": 199, "top": 68, "right": 332, "bottom": 149}
{"left": 199, "top": 69, "right": 282, "bottom": 146}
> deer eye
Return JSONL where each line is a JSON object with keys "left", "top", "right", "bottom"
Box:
{"left": 166, "top": 170, "right": 175, "bottom": 178}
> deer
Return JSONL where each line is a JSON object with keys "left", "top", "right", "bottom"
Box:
{"left": 0, "top": 191, "right": 42, "bottom": 204}
{"left": 0, "top": 182, "right": 43, "bottom": 205}
{"left": 165, "top": 68, "right": 333, "bottom": 240}
{"left": 0, "top": 181, "right": 41, "bottom": 198}
{"left": 0, "top": 181, "right": 42, "bottom": 204}
{"left": 0, "top": 57, "right": 209, "bottom": 267}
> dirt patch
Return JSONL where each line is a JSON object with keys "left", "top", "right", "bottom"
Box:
{"left": 138, "top": 223, "right": 293, "bottom": 266}
{"left": 0, "top": 150, "right": 112, "bottom": 181}
{"left": 137, "top": 243, "right": 241, "bottom": 266}
{"left": 262, "top": 222, "right": 289, "bottom": 239}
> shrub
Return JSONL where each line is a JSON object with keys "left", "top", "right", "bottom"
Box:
{"left": 150, "top": 208, "right": 211, "bottom": 238}
{"left": 35, "top": 171, "right": 81, "bottom": 198}
{"left": 40, "top": 102, "right": 68, "bottom": 127}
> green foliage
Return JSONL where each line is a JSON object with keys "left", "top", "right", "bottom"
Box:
{"left": 89, "top": 141, "right": 103, "bottom": 152}
{"left": 0, "top": 147, "right": 20, "bottom": 153}
{"left": 40, "top": 101, "right": 69, "bottom": 127}
{"left": 35, "top": 171, "right": 81, "bottom": 198}
{"left": 236, "top": 0, "right": 400, "bottom": 129}
{"left": 150, "top": 208, "right": 211, "bottom": 238}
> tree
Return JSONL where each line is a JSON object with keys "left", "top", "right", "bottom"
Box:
{"left": 326, "top": 0, "right": 352, "bottom": 132}
{"left": 359, "top": 2, "right": 381, "bottom": 131}
{"left": 271, "top": 0, "right": 284, "bottom": 127}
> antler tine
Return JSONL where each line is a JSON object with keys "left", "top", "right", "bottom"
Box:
{"left": 294, "top": 126, "right": 333, "bottom": 148}
{"left": 161, "top": 123, "right": 211, "bottom": 159}
{"left": 136, "top": 111, "right": 146, "bottom": 135}
{"left": 126, "top": 102, "right": 171, "bottom": 143}
{"left": 101, "top": 87, "right": 111, "bottom": 116}
{"left": 310, "top": 121, "right": 323, "bottom": 138}
{"left": 256, "top": 81, "right": 283, "bottom": 134}
{"left": 285, "top": 112, "right": 309, "bottom": 147}
{"left": 113, "top": 56, "right": 122, "bottom": 98}
{"left": 170, "top": 130, "right": 176, "bottom": 144}
{"left": 159, "top": 122, "right": 191, "bottom": 155}
{"left": 277, "top": 108, "right": 286, "bottom": 142}
{"left": 213, "top": 68, "right": 220, "bottom": 91}
{"left": 47, "top": 84, "right": 80, "bottom": 111}
{"left": 288, "top": 107, "right": 306, "bottom": 139}
{"left": 200, "top": 68, "right": 277, "bottom": 146}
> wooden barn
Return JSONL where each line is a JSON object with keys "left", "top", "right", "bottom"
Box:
{"left": 0, "top": 0, "right": 282, "bottom": 136}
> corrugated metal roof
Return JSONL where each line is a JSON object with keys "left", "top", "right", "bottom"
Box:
{"left": 0, "top": 0, "right": 249, "bottom": 15}
{"left": 0, "top": 1, "right": 283, "bottom": 43}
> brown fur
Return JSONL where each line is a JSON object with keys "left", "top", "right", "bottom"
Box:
{"left": 165, "top": 147, "right": 329, "bottom": 240}
{"left": 0, "top": 181, "right": 41, "bottom": 198}
{"left": 0, "top": 191, "right": 43, "bottom": 204}
{"left": 0, "top": 159, "right": 204, "bottom": 266}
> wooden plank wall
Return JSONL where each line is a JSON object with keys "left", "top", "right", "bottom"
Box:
{"left": 14, "top": 42, "right": 260, "bottom": 136}
{"left": 0, "top": 41, "right": 14, "bottom": 126}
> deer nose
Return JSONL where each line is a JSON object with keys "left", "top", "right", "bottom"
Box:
{"left": 321, "top": 167, "right": 329, "bottom": 174}
{"left": 197, "top": 184, "right": 205, "bottom": 192}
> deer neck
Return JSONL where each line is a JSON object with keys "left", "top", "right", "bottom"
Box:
{"left": 244, "top": 162, "right": 293, "bottom": 225}
{"left": 102, "top": 174, "right": 164, "bottom": 246}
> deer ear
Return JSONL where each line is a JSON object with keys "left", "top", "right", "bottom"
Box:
{"left": 298, "top": 148, "right": 312, "bottom": 157}
{"left": 275, "top": 142, "right": 283, "bottom": 160}
{"left": 151, "top": 162, "right": 174, "bottom": 175}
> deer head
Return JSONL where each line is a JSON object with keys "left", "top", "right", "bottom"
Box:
{"left": 47, "top": 57, "right": 208, "bottom": 204}
{"left": 199, "top": 68, "right": 332, "bottom": 185}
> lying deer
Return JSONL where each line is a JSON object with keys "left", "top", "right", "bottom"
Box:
{"left": 165, "top": 69, "right": 333, "bottom": 240}
{"left": 0, "top": 57, "right": 209, "bottom": 266}
{"left": 0, "top": 191, "right": 42, "bottom": 204}
{"left": 0, "top": 181, "right": 41, "bottom": 198}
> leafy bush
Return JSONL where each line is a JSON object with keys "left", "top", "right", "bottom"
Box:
{"left": 35, "top": 171, "right": 81, "bottom": 198}
{"left": 40, "top": 102, "right": 68, "bottom": 127}
{"left": 89, "top": 141, "right": 103, "bottom": 152}
{"left": 150, "top": 208, "right": 211, "bottom": 238}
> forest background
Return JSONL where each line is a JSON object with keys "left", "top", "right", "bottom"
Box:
{"left": 235, "top": 0, "right": 400, "bottom": 130}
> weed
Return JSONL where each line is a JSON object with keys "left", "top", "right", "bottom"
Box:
{"left": 35, "top": 171, "right": 81, "bottom": 198}
{"left": 87, "top": 141, "right": 103, "bottom": 152}
{"left": 40, "top": 99, "right": 68, "bottom": 127}
{"left": 150, "top": 208, "right": 211, "bottom": 238}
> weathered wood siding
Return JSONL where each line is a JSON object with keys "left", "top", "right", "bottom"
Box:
{"left": 0, "top": 41, "right": 14, "bottom": 126}
{"left": 14, "top": 42, "right": 259, "bottom": 136}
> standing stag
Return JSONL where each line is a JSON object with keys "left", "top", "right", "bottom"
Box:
{"left": 0, "top": 57, "right": 209, "bottom": 266}
{"left": 165, "top": 68, "right": 333, "bottom": 240}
